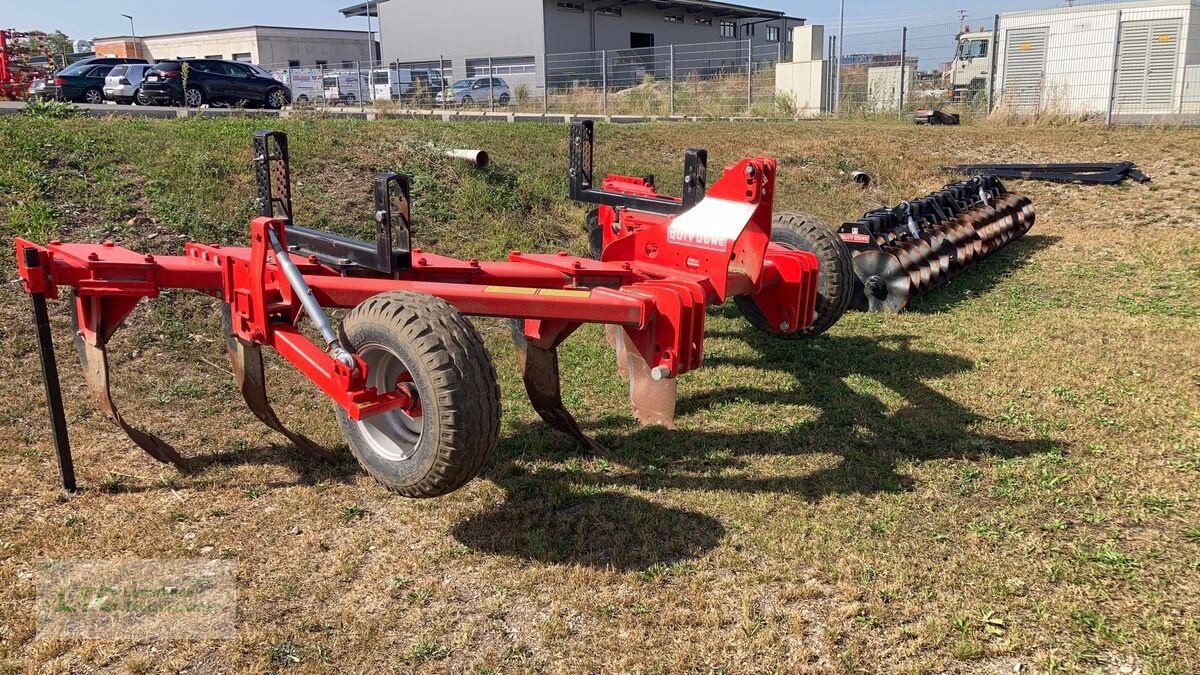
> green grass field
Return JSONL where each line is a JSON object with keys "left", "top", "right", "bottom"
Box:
{"left": 0, "top": 115, "right": 1197, "bottom": 674}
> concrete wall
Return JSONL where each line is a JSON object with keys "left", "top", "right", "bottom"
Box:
{"left": 377, "top": 0, "right": 546, "bottom": 82}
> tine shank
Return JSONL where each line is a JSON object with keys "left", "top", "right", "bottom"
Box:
{"left": 615, "top": 328, "right": 678, "bottom": 429}
{"left": 511, "top": 321, "right": 607, "bottom": 452}
{"left": 221, "top": 306, "right": 335, "bottom": 462}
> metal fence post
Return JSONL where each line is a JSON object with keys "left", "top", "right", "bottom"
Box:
{"left": 746, "top": 38, "right": 753, "bottom": 111}
{"left": 543, "top": 54, "right": 549, "bottom": 114}
{"left": 440, "top": 55, "right": 446, "bottom": 111}
{"left": 1105, "top": 9, "right": 1123, "bottom": 126}
{"left": 601, "top": 49, "right": 607, "bottom": 115}
{"left": 488, "top": 56, "right": 495, "bottom": 112}
{"left": 898, "top": 27, "right": 907, "bottom": 119}
{"left": 830, "top": 35, "right": 838, "bottom": 115}
{"left": 986, "top": 14, "right": 1000, "bottom": 115}
{"left": 669, "top": 44, "right": 675, "bottom": 116}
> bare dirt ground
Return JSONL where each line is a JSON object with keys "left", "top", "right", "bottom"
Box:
{"left": 0, "top": 116, "right": 1197, "bottom": 673}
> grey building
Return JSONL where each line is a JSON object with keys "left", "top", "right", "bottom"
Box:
{"left": 340, "top": 0, "right": 802, "bottom": 90}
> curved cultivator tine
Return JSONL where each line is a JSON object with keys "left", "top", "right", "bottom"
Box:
{"left": 511, "top": 321, "right": 607, "bottom": 453}
{"left": 70, "top": 302, "right": 191, "bottom": 472}
{"left": 221, "top": 306, "right": 336, "bottom": 462}
{"left": 609, "top": 326, "right": 679, "bottom": 430}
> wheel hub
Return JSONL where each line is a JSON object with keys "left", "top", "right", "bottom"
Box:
{"left": 355, "top": 345, "right": 423, "bottom": 461}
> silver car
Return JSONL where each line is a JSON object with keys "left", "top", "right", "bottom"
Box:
{"left": 103, "top": 64, "right": 154, "bottom": 105}
{"left": 435, "top": 77, "right": 512, "bottom": 107}
{"left": 28, "top": 78, "right": 45, "bottom": 98}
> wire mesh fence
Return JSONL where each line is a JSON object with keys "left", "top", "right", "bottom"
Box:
{"left": 28, "top": 0, "right": 1198, "bottom": 124}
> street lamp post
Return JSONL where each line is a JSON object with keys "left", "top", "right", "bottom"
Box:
{"left": 121, "top": 14, "right": 137, "bottom": 58}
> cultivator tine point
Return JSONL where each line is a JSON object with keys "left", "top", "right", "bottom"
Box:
{"left": 70, "top": 304, "right": 190, "bottom": 472}
{"left": 511, "top": 321, "right": 607, "bottom": 453}
{"left": 614, "top": 328, "right": 678, "bottom": 430}
{"left": 221, "top": 307, "right": 336, "bottom": 462}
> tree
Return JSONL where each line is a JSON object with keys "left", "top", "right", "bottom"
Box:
{"left": 38, "top": 31, "right": 75, "bottom": 57}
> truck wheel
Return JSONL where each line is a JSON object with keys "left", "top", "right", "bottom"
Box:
{"left": 735, "top": 212, "right": 854, "bottom": 338}
{"left": 336, "top": 291, "right": 501, "bottom": 498}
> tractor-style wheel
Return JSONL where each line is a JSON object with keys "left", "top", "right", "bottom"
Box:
{"left": 336, "top": 291, "right": 501, "bottom": 498}
{"left": 735, "top": 212, "right": 854, "bottom": 338}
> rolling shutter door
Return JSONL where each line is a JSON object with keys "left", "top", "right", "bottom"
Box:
{"left": 1002, "top": 27, "right": 1049, "bottom": 113}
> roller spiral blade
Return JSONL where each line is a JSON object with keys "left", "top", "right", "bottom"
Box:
{"left": 836, "top": 175, "right": 1035, "bottom": 313}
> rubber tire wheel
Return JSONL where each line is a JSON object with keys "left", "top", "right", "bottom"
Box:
{"left": 586, "top": 208, "right": 603, "bottom": 259}
{"left": 83, "top": 88, "right": 103, "bottom": 105}
{"left": 185, "top": 86, "right": 204, "bottom": 107}
{"left": 735, "top": 212, "right": 854, "bottom": 338}
{"left": 134, "top": 88, "right": 152, "bottom": 106}
{"left": 461, "top": 95, "right": 473, "bottom": 107}
{"left": 265, "top": 88, "right": 286, "bottom": 109}
{"left": 344, "top": 94, "right": 356, "bottom": 106}
{"left": 498, "top": 93, "right": 511, "bottom": 106}
{"left": 335, "top": 291, "right": 501, "bottom": 498}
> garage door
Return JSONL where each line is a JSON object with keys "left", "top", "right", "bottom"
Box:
{"left": 1002, "top": 27, "right": 1049, "bottom": 113}
{"left": 1114, "top": 19, "right": 1181, "bottom": 114}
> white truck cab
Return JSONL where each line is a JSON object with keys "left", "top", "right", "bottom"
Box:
{"left": 371, "top": 67, "right": 444, "bottom": 103}
{"left": 947, "top": 29, "right": 994, "bottom": 100}
{"left": 323, "top": 71, "right": 368, "bottom": 105}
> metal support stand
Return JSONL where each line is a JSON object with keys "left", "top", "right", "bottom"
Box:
{"left": 746, "top": 38, "right": 753, "bottom": 111}
{"left": 898, "top": 27, "right": 908, "bottom": 119}
{"left": 25, "top": 247, "right": 77, "bottom": 493}
{"left": 669, "top": 44, "right": 675, "bottom": 117}
{"left": 986, "top": 14, "right": 1000, "bottom": 115}
{"left": 601, "top": 49, "right": 607, "bottom": 115}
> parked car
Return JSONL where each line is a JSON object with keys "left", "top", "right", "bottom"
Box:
{"left": 38, "top": 57, "right": 148, "bottom": 104}
{"left": 270, "top": 67, "right": 322, "bottom": 106}
{"left": 435, "top": 77, "right": 512, "bottom": 107}
{"left": 141, "top": 59, "right": 292, "bottom": 109}
{"left": 27, "top": 78, "right": 45, "bottom": 98}
{"left": 103, "top": 64, "right": 154, "bottom": 105}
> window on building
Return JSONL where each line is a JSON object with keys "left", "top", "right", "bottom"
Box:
{"left": 341, "top": 60, "right": 353, "bottom": 68}
{"left": 664, "top": 14, "right": 683, "bottom": 24}
{"left": 315, "top": 60, "right": 328, "bottom": 66}
{"left": 466, "top": 56, "right": 535, "bottom": 77}
{"left": 556, "top": 1, "right": 583, "bottom": 12}
{"left": 596, "top": 6, "right": 621, "bottom": 16}
{"left": 744, "top": 24, "right": 755, "bottom": 37}
{"left": 231, "top": 52, "right": 251, "bottom": 62}
{"left": 767, "top": 26, "right": 780, "bottom": 42}
{"left": 788, "top": 27, "right": 795, "bottom": 42}
{"left": 720, "top": 21, "right": 736, "bottom": 38}
{"left": 287, "top": 60, "right": 301, "bottom": 67}
{"left": 205, "top": 54, "right": 223, "bottom": 60}
{"left": 695, "top": 18, "right": 712, "bottom": 26}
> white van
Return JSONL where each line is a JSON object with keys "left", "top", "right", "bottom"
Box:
{"left": 371, "top": 67, "right": 445, "bottom": 103}
{"left": 323, "top": 70, "right": 368, "bottom": 105}
{"left": 271, "top": 68, "right": 322, "bottom": 105}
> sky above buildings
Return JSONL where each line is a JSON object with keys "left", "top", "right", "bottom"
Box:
{"left": 9, "top": 0, "right": 1078, "bottom": 44}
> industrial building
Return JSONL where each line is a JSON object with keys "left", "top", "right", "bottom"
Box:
{"left": 92, "top": 26, "right": 377, "bottom": 68}
{"left": 340, "top": 0, "right": 803, "bottom": 88}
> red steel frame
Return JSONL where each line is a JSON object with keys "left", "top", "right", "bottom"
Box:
{"left": 16, "top": 154, "right": 818, "bottom": 430}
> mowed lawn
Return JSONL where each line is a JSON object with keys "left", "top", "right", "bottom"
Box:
{"left": 0, "top": 115, "right": 1197, "bottom": 674}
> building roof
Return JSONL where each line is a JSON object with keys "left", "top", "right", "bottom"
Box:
{"left": 93, "top": 25, "right": 371, "bottom": 42}
{"left": 338, "top": 0, "right": 797, "bottom": 20}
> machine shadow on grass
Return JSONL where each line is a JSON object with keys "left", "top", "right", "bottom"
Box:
{"left": 454, "top": 330, "right": 1058, "bottom": 570}
{"left": 906, "top": 234, "right": 1061, "bottom": 313}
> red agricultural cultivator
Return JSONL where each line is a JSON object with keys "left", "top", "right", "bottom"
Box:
{"left": 16, "top": 123, "right": 821, "bottom": 497}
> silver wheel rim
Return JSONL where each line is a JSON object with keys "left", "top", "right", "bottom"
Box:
{"left": 354, "top": 344, "right": 423, "bottom": 461}
{"left": 85, "top": 90, "right": 102, "bottom": 104}
{"left": 269, "top": 91, "right": 285, "bottom": 108}
{"left": 136, "top": 89, "right": 150, "bottom": 105}
{"left": 186, "top": 88, "right": 201, "bottom": 107}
